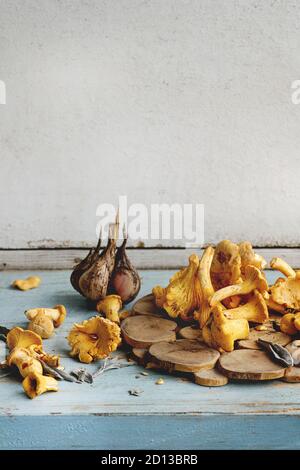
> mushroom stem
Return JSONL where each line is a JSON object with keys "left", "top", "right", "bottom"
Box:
{"left": 224, "top": 290, "right": 268, "bottom": 324}
{"left": 270, "top": 257, "right": 296, "bottom": 278}
{"left": 196, "top": 246, "right": 215, "bottom": 328}
{"left": 210, "top": 265, "right": 268, "bottom": 307}
{"left": 210, "top": 305, "right": 249, "bottom": 352}
{"left": 22, "top": 372, "right": 58, "bottom": 399}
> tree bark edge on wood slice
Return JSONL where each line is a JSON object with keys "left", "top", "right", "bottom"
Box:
{"left": 148, "top": 339, "right": 220, "bottom": 373}
{"left": 238, "top": 330, "right": 291, "bottom": 350}
{"left": 218, "top": 349, "right": 286, "bottom": 380}
{"left": 194, "top": 368, "right": 228, "bottom": 387}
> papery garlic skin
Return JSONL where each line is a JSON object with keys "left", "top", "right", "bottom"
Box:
{"left": 108, "top": 238, "right": 141, "bottom": 304}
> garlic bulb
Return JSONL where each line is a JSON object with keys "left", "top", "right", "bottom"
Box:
{"left": 108, "top": 236, "right": 141, "bottom": 304}
{"left": 70, "top": 224, "right": 118, "bottom": 302}
{"left": 70, "top": 231, "right": 102, "bottom": 295}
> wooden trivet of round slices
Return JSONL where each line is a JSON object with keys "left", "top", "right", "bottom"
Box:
{"left": 125, "top": 294, "right": 295, "bottom": 387}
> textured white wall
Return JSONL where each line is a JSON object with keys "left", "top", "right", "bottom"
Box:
{"left": 0, "top": 0, "right": 300, "bottom": 248}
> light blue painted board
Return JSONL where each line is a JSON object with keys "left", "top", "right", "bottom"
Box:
{"left": 1, "top": 415, "right": 300, "bottom": 450}
{"left": 0, "top": 269, "right": 299, "bottom": 450}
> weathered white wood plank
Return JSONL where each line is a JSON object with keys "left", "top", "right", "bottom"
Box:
{"left": 1, "top": 247, "right": 300, "bottom": 270}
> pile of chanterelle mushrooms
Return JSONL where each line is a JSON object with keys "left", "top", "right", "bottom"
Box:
{"left": 6, "top": 239, "right": 300, "bottom": 399}
{"left": 153, "top": 240, "right": 300, "bottom": 352}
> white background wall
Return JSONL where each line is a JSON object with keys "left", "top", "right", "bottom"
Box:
{"left": 0, "top": 0, "right": 300, "bottom": 248}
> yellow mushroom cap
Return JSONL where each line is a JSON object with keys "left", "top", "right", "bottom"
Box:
{"left": 6, "top": 327, "right": 42, "bottom": 351}
{"left": 68, "top": 316, "right": 121, "bottom": 363}
{"left": 96, "top": 295, "right": 122, "bottom": 323}
{"left": 28, "top": 312, "right": 54, "bottom": 339}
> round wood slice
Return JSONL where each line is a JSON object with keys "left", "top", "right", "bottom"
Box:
{"left": 282, "top": 366, "right": 300, "bottom": 383}
{"left": 194, "top": 368, "right": 228, "bottom": 387}
{"left": 148, "top": 339, "right": 220, "bottom": 373}
{"left": 121, "top": 315, "right": 177, "bottom": 348}
{"left": 178, "top": 326, "right": 203, "bottom": 341}
{"left": 218, "top": 349, "right": 285, "bottom": 380}
{"left": 131, "top": 348, "right": 148, "bottom": 365}
{"left": 131, "top": 294, "right": 163, "bottom": 317}
{"left": 238, "top": 330, "right": 291, "bottom": 350}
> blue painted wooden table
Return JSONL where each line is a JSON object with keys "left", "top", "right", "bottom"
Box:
{"left": 1, "top": 270, "right": 300, "bottom": 450}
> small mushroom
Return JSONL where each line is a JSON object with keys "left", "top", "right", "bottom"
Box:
{"left": 22, "top": 372, "right": 58, "bottom": 399}
{"left": 210, "top": 265, "right": 268, "bottom": 307}
{"left": 68, "top": 316, "right": 121, "bottom": 363}
{"left": 6, "top": 327, "right": 42, "bottom": 351}
{"left": 210, "top": 305, "right": 249, "bottom": 352}
{"left": 270, "top": 257, "right": 296, "bottom": 278}
{"left": 96, "top": 295, "right": 122, "bottom": 323}
{"left": 11, "top": 276, "right": 41, "bottom": 291}
{"left": 224, "top": 290, "right": 269, "bottom": 324}
{"left": 25, "top": 305, "right": 67, "bottom": 339}
{"left": 25, "top": 305, "right": 67, "bottom": 328}
{"left": 28, "top": 312, "right": 54, "bottom": 339}
{"left": 7, "top": 348, "right": 43, "bottom": 378}
{"left": 238, "top": 242, "right": 267, "bottom": 272}
{"left": 270, "top": 277, "right": 300, "bottom": 311}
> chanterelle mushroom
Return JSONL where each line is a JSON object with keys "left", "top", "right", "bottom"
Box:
{"left": 270, "top": 257, "right": 296, "bottom": 278}
{"left": 194, "top": 246, "right": 217, "bottom": 328}
{"left": 96, "top": 295, "right": 122, "bottom": 323}
{"left": 211, "top": 240, "right": 242, "bottom": 290}
{"left": 11, "top": 276, "right": 41, "bottom": 291}
{"left": 223, "top": 290, "right": 269, "bottom": 324}
{"left": 6, "top": 327, "right": 42, "bottom": 351}
{"left": 152, "top": 255, "right": 202, "bottom": 321}
{"left": 210, "top": 305, "right": 249, "bottom": 352}
{"left": 270, "top": 258, "right": 300, "bottom": 310}
{"left": 28, "top": 312, "right": 54, "bottom": 339}
{"left": 210, "top": 265, "right": 268, "bottom": 307}
{"left": 25, "top": 305, "right": 67, "bottom": 328}
{"left": 22, "top": 372, "right": 58, "bottom": 399}
{"left": 7, "top": 347, "right": 43, "bottom": 378}
{"left": 68, "top": 316, "right": 121, "bottom": 363}
{"left": 238, "top": 242, "right": 267, "bottom": 273}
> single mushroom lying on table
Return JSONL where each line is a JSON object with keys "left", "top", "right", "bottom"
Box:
{"left": 68, "top": 316, "right": 121, "bottom": 363}
{"left": 96, "top": 295, "right": 122, "bottom": 323}
{"left": 11, "top": 276, "right": 41, "bottom": 291}
{"left": 22, "top": 372, "right": 58, "bottom": 399}
{"left": 7, "top": 347, "right": 43, "bottom": 377}
{"left": 25, "top": 305, "right": 67, "bottom": 339}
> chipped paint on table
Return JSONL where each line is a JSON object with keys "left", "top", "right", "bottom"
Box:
{"left": 0, "top": 270, "right": 299, "bottom": 450}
